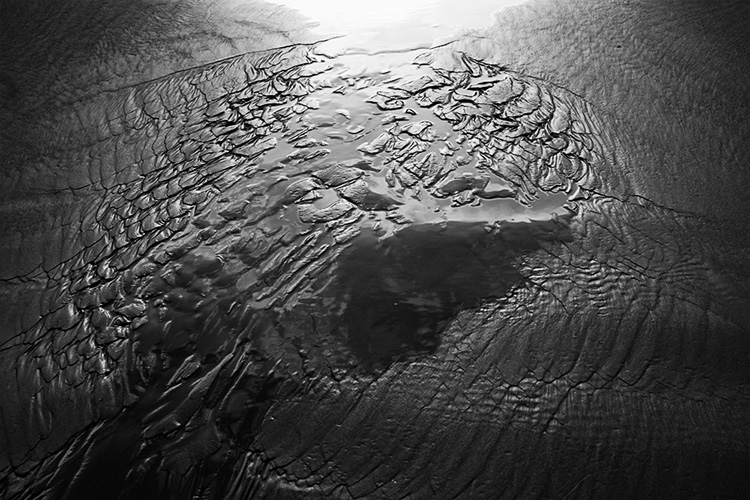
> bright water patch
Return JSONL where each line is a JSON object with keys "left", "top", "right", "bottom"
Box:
{"left": 270, "top": 0, "right": 532, "bottom": 54}
{"left": 107, "top": 47, "right": 600, "bottom": 377}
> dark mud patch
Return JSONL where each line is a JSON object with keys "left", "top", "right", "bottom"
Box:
{"left": 331, "top": 218, "right": 572, "bottom": 368}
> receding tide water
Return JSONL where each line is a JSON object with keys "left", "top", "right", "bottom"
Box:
{"left": 275, "top": 61, "right": 573, "bottom": 367}
{"left": 142, "top": 50, "right": 579, "bottom": 372}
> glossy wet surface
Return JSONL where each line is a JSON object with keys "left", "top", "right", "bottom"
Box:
{"left": 270, "top": 0, "right": 531, "bottom": 54}
{"left": 124, "top": 51, "right": 584, "bottom": 373}
{"left": 1, "top": 1, "right": 749, "bottom": 499}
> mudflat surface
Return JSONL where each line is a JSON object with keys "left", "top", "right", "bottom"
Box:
{"left": 0, "top": 1, "right": 748, "bottom": 499}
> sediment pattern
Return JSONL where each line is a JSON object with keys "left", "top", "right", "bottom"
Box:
{"left": 0, "top": 41, "right": 746, "bottom": 499}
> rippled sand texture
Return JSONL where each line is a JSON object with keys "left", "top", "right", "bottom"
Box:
{"left": 0, "top": 1, "right": 748, "bottom": 499}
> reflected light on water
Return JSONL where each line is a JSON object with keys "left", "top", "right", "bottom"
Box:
{"left": 269, "top": 0, "right": 531, "bottom": 53}
{"left": 277, "top": 0, "right": 437, "bottom": 26}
